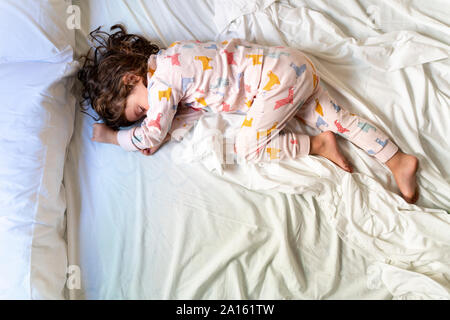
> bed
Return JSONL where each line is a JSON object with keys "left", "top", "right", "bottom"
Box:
{"left": 1, "top": 0, "right": 449, "bottom": 300}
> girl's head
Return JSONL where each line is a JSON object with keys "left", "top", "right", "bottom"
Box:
{"left": 78, "top": 24, "right": 159, "bottom": 130}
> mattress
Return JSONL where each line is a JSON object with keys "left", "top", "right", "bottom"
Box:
{"left": 64, "top": 0, "right": 450, "bottom": 299}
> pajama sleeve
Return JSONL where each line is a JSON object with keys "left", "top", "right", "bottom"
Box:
{"left": 117, "top": 79, "right": 182, "bottom": 151}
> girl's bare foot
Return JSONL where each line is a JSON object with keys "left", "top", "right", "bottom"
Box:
{"left": 385, "top": 151, "right": 419, "bottom": 204}
{"left": 310, "top": 131, "right": 353, "bottom": 173}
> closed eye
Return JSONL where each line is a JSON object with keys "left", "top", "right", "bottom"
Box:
{"left": 136, "top": 106, "right": 145, "bottom": 118}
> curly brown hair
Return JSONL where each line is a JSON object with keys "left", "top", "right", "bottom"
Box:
{"left": 78, "top": 24, "right": 160, "bottom": 130}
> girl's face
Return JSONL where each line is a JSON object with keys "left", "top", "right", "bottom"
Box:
{"left": 124, "top": 78, "right": 149, "bottom": 123}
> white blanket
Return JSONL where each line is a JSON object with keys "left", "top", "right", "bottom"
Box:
{"left": 173, "top": 0, "right": 450, "bottom": 299}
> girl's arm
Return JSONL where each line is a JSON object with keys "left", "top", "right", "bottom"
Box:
{"left": 144, "top": 132, "right": 171, "bottom": 155}
{"left": 91, "top": 123, "right": 171, "bottom": 156}
{"left": 117, "top": 80, "right": 182, "bottom": 152}
{"left": 92, "top": 123, "right": 119, "bottom": 145}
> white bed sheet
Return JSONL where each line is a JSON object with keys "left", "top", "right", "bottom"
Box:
{"left": 64, "top": 0, "right": 449, "bottom": 299}
{"left": 201, "top": 0, "right": 450, "bottom": 298}
{"left": 73, "top": 0, "right": 216, "bottom": 59}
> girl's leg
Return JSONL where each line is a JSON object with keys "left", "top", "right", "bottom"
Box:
{"left": 296, "top": 82, "right": 419, "bottom": 203}
{"left": 235, "top": 49, "right": 352, "bottom": 171}
{"left": 385, "top": 150, "right": 419, "bottom": 203}
{"left": 234, "top": 84, "right": 311, "bottom": 163}
{"left": 296, "top": 85, "right": 399, "bottom": 163}
{"left": 235, "top": 49, "right": 315, "bottom": 163}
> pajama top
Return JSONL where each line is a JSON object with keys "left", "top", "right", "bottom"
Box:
{"left": 117, "top": 38, "right": 265, "bottom": 151}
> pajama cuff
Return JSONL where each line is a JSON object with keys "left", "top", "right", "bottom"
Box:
{"left": 117, "top": 128, "right": 139, "bottom": 152}
{"left": 374, "top": 139, "right": 399, "bottom": 163}
{"left": 299, "top": 135, "right": 311, "bottom": 157}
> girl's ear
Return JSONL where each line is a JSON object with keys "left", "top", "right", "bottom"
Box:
{"left": 122, "top": 73, "right": 140, "bottom": 86}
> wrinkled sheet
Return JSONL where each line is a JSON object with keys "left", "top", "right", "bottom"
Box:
{"left": 65, "top": 0, "right": 450, "bottom": 300}
{"left": 186, "top": 0, "right": 450, "bottom": 299}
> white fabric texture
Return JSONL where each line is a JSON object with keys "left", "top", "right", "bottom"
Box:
{"left": 64, "top": 0, "right": 450, "bottom": 299}
{"left": 204, "top": 0, "right": 450, "bottom": 298}
{"left": 0, "top": 0, "right": 75, "bottom": 63}
{"left": 73, "top": 0, "right": 217, "bottom": 60}
{"left": 0, "top": 1, "right": 78, "bottom": 299}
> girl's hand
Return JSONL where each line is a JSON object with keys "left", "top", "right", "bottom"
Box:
{"left": 140, "top": 146, "right": 160, "bottom": 156}
{"left": 140, "top": 148, "right": 153, "bottom": 156}
{"left": 140, "top": 134, "right": 171, "bottom": 156}
{"left": 92, "top": 123, "right": 118, "bottom": 145}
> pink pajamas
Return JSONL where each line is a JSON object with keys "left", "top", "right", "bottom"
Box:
{"left": 235, "top": 46, "right": 399, "bottom": 163}
{"left": 117, "top": 38, "right": 398, "bottom": 164}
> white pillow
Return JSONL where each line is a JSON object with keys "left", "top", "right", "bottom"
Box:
{"left": 0, "top": 0, "right": 77, "bottom": 299}
{"left": 0, "top": 0, "right": 75, "bottom": 63}
{"left": 0, "top": 51, "right": 78, "bottom": 299}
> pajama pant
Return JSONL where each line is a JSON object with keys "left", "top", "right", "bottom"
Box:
{"left": 234, "top": 48, "right": 399, "bottom": 164}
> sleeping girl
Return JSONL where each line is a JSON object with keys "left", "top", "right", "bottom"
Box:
{"left": 78, "top": 24, "right": 419, "bottom": 204}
